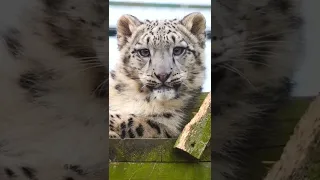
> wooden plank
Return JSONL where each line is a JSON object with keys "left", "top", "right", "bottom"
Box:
{"left": 109, "top": 1, "right": 211, "bottom": 9}
{"left": 109, "top": 162, "right": 211, "bottom": 180}
{"left": 264, "top": 95, "right": 320, "bottom": 180}
{"left": 259, "top": 97, "right": 313, "bottom": 148}
{"left": 109, "top": 97, "right": 313, "bottom": 161}
{"left": 109, "top": 139, "right": 211, "bottom": 162}
{"left": 109, "top": 96, "right": 314, "bottom": 179}
{"left": 255, "top": 97, "right": 314, "bottom": 177}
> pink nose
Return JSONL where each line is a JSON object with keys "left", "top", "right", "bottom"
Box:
{"left": 155, "top": 73, "right": 171, "bottom": 83}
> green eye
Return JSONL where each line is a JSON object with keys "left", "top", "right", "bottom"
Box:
{"left": 173, "top": 47, "right": 185, "bottom": 56}
{"left": 138, "top": 49, "right": 150, "bottom": 57}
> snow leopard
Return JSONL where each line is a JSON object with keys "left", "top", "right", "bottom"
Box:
{"left": 0, "top": 0, "right": 304, "bottom": 179}
{"left": 0, "top": 0, "right": 108, "bottom": 179}
{"left": 211, "top": 0, "right": 303, "bottom": 179}
{"left": 109, "top": 12, "right": 207, "bottom": 139}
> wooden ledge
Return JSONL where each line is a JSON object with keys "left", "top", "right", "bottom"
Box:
{"left": 109, "top": 96, "right": 314, "bottom": 179}
{"left": 109, "top": 138, "right": 211, "bottom": 162}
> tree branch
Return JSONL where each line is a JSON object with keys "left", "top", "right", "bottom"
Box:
{"left": 174, "top": 92, "right": 211, "bottom": 159}
{"left": 264, "top": 95, "right": 320, "bottom": 180}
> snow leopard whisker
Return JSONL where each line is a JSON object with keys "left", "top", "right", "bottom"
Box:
{"left": 225, "top": 41, "right": 298, "bottom": 53}
{"left": 62, "top": 64, "right": 106, "bottom": 77}
{"left": 241, "top": 52, "right": 278, "bottom": 56}
{"left": 218, "top": 64, "right": 258, "bottom": 91}
{"left": 92, "top": 79, "right": 108, "bottom": 96}
{"left": 218, "top": 59, "right": 272, "bottom": 68}
{"left": 214, "top": 56, "right": 293, "bottom": 71}
{"left": 241, "top": 45, "right": 295, "bottom": 51}
{"left": 248, "top": 30, "right": 297, "bottom": 41}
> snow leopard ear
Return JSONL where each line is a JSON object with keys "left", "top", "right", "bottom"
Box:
{"left": 181, "top": 12, "right": 206, "bottom": 43}
{"left": 117, "top": 14, "right": 142, "bottom": 50}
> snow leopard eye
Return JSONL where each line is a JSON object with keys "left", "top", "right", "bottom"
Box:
{"left": 173, "top": 47, "right": 185, "bottom": 56}
{"left": 138, "top": 49, "right": 150, "bottom": 57}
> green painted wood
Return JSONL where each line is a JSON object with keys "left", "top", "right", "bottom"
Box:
{"left": 253, "top": 97, "right": 314, "bottom": 163}
{"left": 308, "top": 151, "right": 320, "bottom": 180}
{"left": 308, "top": 135, "right": 320, "bottom": 179}
{"left": 257, "top": 97, "right": 315, "bottom": 178}
{"left": 109, "top": 162, "right": 211, "bottom": 180}
{"left": 109, "top": 96, "right": 314, "bottom": 179}
{"left": 109, "top": 139, "right": 211, "bottom": 162}
{"left": 109, "top": 1, "right": 211, "bottom": 9}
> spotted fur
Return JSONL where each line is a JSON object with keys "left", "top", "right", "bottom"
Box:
{"left": 211, "top": 0, "right": 303, "bottom": 179}
{"left": 0, "top": 0, "right": 108, "bottom": 179}
{"left": 109, "top": 12, "right": 207, "bottom": 138}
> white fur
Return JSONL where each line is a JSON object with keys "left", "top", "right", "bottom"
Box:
{"left": 109, "top": 13, "right": 207, "bottom": 137}
{"left": 0, "top": 0, "right": 108, "bottom": 179}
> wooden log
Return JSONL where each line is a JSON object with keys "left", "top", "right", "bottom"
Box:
{"left": 174, "top": 92, "right": 211, "bottom": 159}
{"left": 264, "top": 95, "right": 320, "bottom": 180}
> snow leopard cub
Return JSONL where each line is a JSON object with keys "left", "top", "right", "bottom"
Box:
{"left": 0, "top": 0, "right": 108, "bottom": 179}
{"left": 109, "top": 13, "right": 207, "bottom": 138}
{"left": 211, "top": 0, "right": 303, "bottom": 179}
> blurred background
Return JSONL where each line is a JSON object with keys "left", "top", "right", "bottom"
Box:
{"left": 109, "top": 0, "right": 320, "bottom": 96}
{"left": 109, "top": 0, "right": 211, "bottom": 92}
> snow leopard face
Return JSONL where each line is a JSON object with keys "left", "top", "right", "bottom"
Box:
{"left": 115, "top": 13, "right": 207, "bottom": 101}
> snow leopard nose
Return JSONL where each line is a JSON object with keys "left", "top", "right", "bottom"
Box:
{"left": 154, "top": 72, "right": 171, "bottom": 83}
